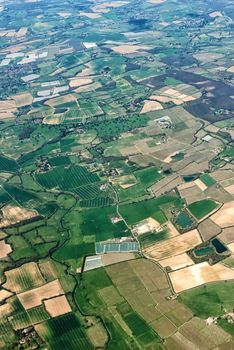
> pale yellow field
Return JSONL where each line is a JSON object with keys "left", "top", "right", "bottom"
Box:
{"left": 194, "top": 178, "right": 207, "bottom": 191}
{"left": 0, "top": 205, "right": 38, "bottom": 228}
{"left": 144, "top": 229, "right": 202, "bottom": 260}
{"left": 159, "top": 253, "right": 194, "bottom": 271}
{"left": 0, "top": 100, "right": 17, "bottom": 114}
{"left": 111, "top": 44, "right": 150, "bottom": 54}
{"left": 210, "top": 201, "right": 234, "bottom": 228}
{"left": 44, "top": 295, "right": 71, "bottom": 317}
{"left": 12, "top": 92, "right": 33, "bottom": 107}
{"left": 69, "top": 77, "right": 93, "bottom": 88}
{"left": 224, "top": 184, "right": 234, "bottom": 195}
{"left": 0, "top": 289, "right": 13, "bottom": 302}
{"left": 45, "top": 94, "right": 77, "bottom": 107}
{"left": 140, "top": 100, "right": 163, "bottom": 113}
{"left": 18, "top": 279, "right": 64, "bottom": 309}
{"left": 0, "top": 240, "right": 12, "bottom": 258}
{"left": 169, "top": 262, "right": 234, "bottom": 293}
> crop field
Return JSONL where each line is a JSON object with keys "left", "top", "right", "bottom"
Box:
{"left": 188, "top": 199, "right": 219, "bottom": 220}
{"left": 35, "top": 313, "right": 92, "bottom": 350}
{"left": 3, "top": 262, "right": 45, "bottom": 293}
{"left": 169, "top": 262, "right": 234, "bottom": 293}
{"left": 35, "top": 165, "right": 99, "bottom": 190}
{"left": 0, "top": 155, "right": 19, "bottom": 173}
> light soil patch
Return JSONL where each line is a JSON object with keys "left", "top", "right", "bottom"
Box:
{"left": 57, "top": 12, "right": 71, "bottom": 17}
{"left": 144, "top": 229, "right": 202, "bottom": 260}
{"left": 159, "top": 253, "right": 194, "bottom": 271}
{"left": 169, "top": 262, "right": 234, "bottom": 293}
{"left": 140, "top": 100, "right": 163, "bottom": 113}
{"left": 111, "top": 174, "right": 137, "bottom": 189}
{"left": 18, "top": 279, "right": 64, "bottom": 309}
{"left": 111, "top": 44, "right": 150, "bottom": 54}
{"left": 209, "top": 11, "right": 223, "bottom": 18}
{"left": 12, "top": 92, "right": 33, "bottom": 107}
{"left": 0, "top": 99, "right": 17, "bottom": 112}
{"left": 75, "top": 82, "right": 101, "bottom": 93}
{"left": 0, "top": 289, "right": 13, "bottom": 302}
{"left": 224, "top": 184, "right": 234, "bottom": 195}
{"left": 194, "top": 179, "right": 207, "bottom": 191}
{"left": 0, "top": 205, "right": 39, "bottom": 228}
{"left": 132, "top": 217, "right": 161, "bottom": 235}
{"left": 69, "top": 77, "right": 93, "bottom": 88}
{"left": 227, "top": 243, "right": 234, "bottom": 254}
{"left": 218, "top": 227, "right": 234, "bottom": 244}
{"left": 44, "top": 295, "right": 71, "bottom": 317}
{"left": 210, "top": 201, "right": 234, "bottom": 228}
{"left": 0, "top": 240, "right": 12, "bottom": 258}
{"left": 101, "top": 253, "right": 135, "bottom": 266}
{"left": 198, "top": 218, "right": 221, "bottom": 241}
{"left": 4, "top": 262, "right": 45, "bottom": 293}
{"left": 43, "top": 114, "right": 64, "bottom": 125}
{"left": 80, "top": 12, "right": 102, "bottom": 19}
{"left": 45, "top": 94, "right": 77, "bottom": 107}
{"left": 147, "top": 0, "right": 165, "bottom": 3}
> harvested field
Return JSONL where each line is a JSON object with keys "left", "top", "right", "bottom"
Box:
{"left": 169, "top": 262, "right": 234, "bottom": 293}
{"left": 44, "top": 295, "right": 71, "bottom": 317}
{"left": 151, "top": 174, "right": 183, "bottom": 197}
{"left": 111, "top": 44, "right": 150, "bottom": 54}
{"left": 140, "top": 100, "right": 163, "bottom": 113}
{"left": 75, "top": 82, "right": 102, "bottom": 93}
{"left": 159, "top": 253, "right": 194, "bottom": 271}
{"left": 12, "top": 93, "right": 33, "bottom": 107}
{"left": 0, "top": 289, "right": 13, "bottom": 302}
{"left": 178, "top": 183, "right": 205, "bottom": 205}
{"left": 0, "top": 205, "right": 39, "bottom": 228}
{"left": 0, "top": 99, "right": 17, "bottom": 113}
{"left": 102, "top": 253, "right": 135, "bottom": 266}
{"left": 150, "top": 316, "right": 177, "bottom": 338}
{"left": 69, "top": 78, "right": 93, "bottom": 88}
{"left": 194, "top": 179, "right": 207, "bottom": 191}
{"left": 198, "top": 218, "right": 221, "bottom": 241}
{"left": 18, "top": 279, "right": 64, "bottom": 309}
{"left": 224, "top": 184, "right": 234, "bottom": 195}
{"left": 86, "top": 322, "right": 108, "bottom": 348}
{"left": 144, "top": 229, "right": 202, "bottom": 260}
{"left": 218, "top": 227, "right": 234, "bottom": 244}
{"left": 0, "top": 239, "right": 12, "bottom": 258}
{"left": 166, "top": 221, "right": 180, "bottom": 238}
{"left": 45, "top": 94, "right": 77, "bottom": 107}
{"left": 210, "top": 201, "right": 234, "bottom": 228}
{"left": 4, "top": 262, "right": 45, "bottom": 293}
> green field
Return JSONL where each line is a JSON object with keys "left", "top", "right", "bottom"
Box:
{"left": 199, "top": 174, "right": 216, "bottom": 187}
{"left": 188, "top": 199, "right": 219, "bottom": 220}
